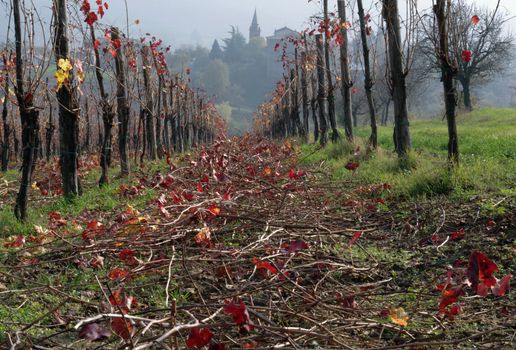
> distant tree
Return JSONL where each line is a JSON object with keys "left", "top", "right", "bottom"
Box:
{"left": 382, "top": 0, "right": 412, "bottom": 157}
{"left": 210, "top": 39, "right": 223, "bottom": 60}
{"left": 422, "top": 0, "right": 513, "bottom": 110}
{"left": 202, "top": 59, "right": 230, "bottom": 101}
{"left": 222, "top": 27, "right": 246, "bottom": 63}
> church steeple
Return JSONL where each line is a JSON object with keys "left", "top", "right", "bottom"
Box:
{"left": 249, "top": 9, "right": 261, "bottom": 41}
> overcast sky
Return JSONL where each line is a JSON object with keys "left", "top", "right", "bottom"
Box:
{"left": 1, "top": 0, "right": 515, "bottom": 48}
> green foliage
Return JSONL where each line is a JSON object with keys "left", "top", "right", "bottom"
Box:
{"left": 202, "top": 59, "right": 230, "bottom": 99}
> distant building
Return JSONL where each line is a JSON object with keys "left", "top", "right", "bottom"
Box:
{"left": 266, "top": 27, "right": 298, "bottom": 48}
{"left": 249, "top": 9, "right": 261, "bottom": 41}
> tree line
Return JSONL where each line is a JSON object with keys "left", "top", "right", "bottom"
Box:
{"left": 254, "top": 0, "right": 512, "bottom": 163}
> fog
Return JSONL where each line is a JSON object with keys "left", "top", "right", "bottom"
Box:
{"left": 1, "top": 0, "right": 515, "bottom": 47}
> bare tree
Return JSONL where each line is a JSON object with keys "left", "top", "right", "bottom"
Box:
{"left": 13, "top": 0, "right": 40, "bottom": 220}
{"left": 434, "top": 0, "right": 459, "bottom": 164}
{"left": 323, "top": 0, "right": 340, "bottom": 142}
{"left": 53, "top": 0, "right": 80, "bottom": 198}
{"left": 337, "top": 0, "right": 353, "bottom": 142}
{"left": 112, "top": 27, "right": 130, "bottom": 177}
{"left": 382, "top": 0, "right": 412, "bottom": 157}
{"left": 1, "top": 53, "right": 10, "bottom": 171}
{"left": 421, "top": 0, "right": 513, "bottom": 110}
{"left": 355, "top": 0, "right": 377, "bottom": 148}
{"left": 89, "top": 25, "right": 115, "bottom": 186}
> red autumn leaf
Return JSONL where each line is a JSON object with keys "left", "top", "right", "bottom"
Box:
{"left": 118, "top": 249, "right": 137, "bottom": 265}
{"left": 79, "top": 322, "right": 111, "bottom": 341}
{"left": 193, "top": 227, "right": 212, "bottom": 247}
{"left": 108, "top": 268, "right": 129, "bottom": 280}
{"left": 112, "top": 38, "right": 121, "bottom": 49}
{"left": 461, "top": 50, "right": 472, "bottom": 62}
{"left": 196, "top": 182, "right": 204, "bottom": 193}
{"left": 109, "top": 288, "right": 137, "bottom": 312}
{"left": 345, "top": 161, "right": 359, "bottom": 171}
{"left": 262, "top": 165, "right": 273, "bottom": 177}
{"left": 471, "top": 15, "right": 480, "bottom": 25}
{"left": 442, "top": 304, "right": 461, "bottom": 320}
{"left": 467, "top": 251, "right": 498, "bottom": 296}
{"left": 223, "top": 190, "right": 232, "bottom": 201}
{"left": 80, "top": 0, "right": 91, "bottom": 14}
{"left": 224, "top": 299, "right": 254, "bottom": 331}
{"left": 85, "top": 11, "right": 98, "bottom": 26}
{"left": 288, "top": 169, "right": 307, "bottom": 180}
{"left": 208, "top": 205, "right": 221, "bottom": 216}
{"left": 97, "top": 5, "right": 104, "bottom": 18}
{"left": 252, "top": 257, "right": 278, "bottom": 274}
{"left": 49, "top": 211, "right": 61, "bottom": 221}
{"left": 492, "top": 274, "right": 511, "bottom": 297}
{"left": 3, "top": 235, "right": 25, "bottom": 248}
{"left": 438, "top": 284, "right": 464, "bottom": 311}
{"left": 93, "top": 39, "right": 101, "bottom": 50}
{"left": 186, "top": 327, "right": 213, "bottom": 349}
{"left": 348, "top": 231, "right": 363, "bottom": 247}
{"left": 110, "top": 317, "right": 133, "bottom": 340}
{"left": 282, "top": 240, "right": 309, "bottom": 254}
{"left": 450, "top": 229, "right": 465, "bottom": 240}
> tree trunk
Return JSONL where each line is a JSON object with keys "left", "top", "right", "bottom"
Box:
{"left": 292, "top": 49, "right": 305, "bottom": 140}
{"left": 435, "top": 0, "right": 459, "bottom": 164}
{"left": 53, "top": 0, "right": 80, "bottom": 198}
{"left": 111, "top": 27, "right": 130, "bottom": 177}
{"left": 323, "top": 0, "right": 340, "bottom": 143}
{"left": 45, "top": 84, "right": 55, "bottom": 162}
{"left": 356, "top": 0, "right": 377, "bottom": 148}
{"left": 141, "top": 46, "right": 157, "bottom": 160}
{"left": 383, "top": 0, "right": 411, "bottom": 157}
{"left": 300, "top": 52, "right": 310, "bottom": 141}
{"left": 461, "top": 77, "right": 472, "bottom": 111}
{"left": 91, "top": 26, "right": 114, "bottom": 186}
{"left": 13, "top": 0, "right": 40, "bottom": 220}
{"left": 151, "top": 50, "right": 164, "bottom": 158}
{"left": 316, "top": 34, "right": 329, "bottom": 147}
{"left": 337, "top": 0, "right": 354, "bottom": 142}
{"left": 1, "top": 66, "right": 9, "bottom": 171}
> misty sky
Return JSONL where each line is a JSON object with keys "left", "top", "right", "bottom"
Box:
{"left": 1, "top": 0, "right": 515, "bottom": 48}
{"left": 104, "top": 0, "right": 516, "bottom": 47}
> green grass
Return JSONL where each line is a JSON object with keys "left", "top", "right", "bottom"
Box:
{"left": 301, "top": 108, "right": 516, "bottom": 199}
{"left": 0, "top": 162, "right": 164, "bottom": 237}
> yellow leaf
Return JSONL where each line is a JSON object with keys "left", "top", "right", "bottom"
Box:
{"left": 57, "top": 58, "right": 72, "bottom": 72}
{"left": 389, "top": 306, "right": 409, "bottom": 327}
{"left": 54, "top": 69, "right": 69, "bottom": 91}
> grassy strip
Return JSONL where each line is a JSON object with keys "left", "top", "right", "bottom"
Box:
{"left": 300, "top": 108, "right": 516, "bottom": 199}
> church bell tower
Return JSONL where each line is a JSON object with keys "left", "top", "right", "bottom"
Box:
{"left": 249, "top": 9, "right": 261, "bottom": 41}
